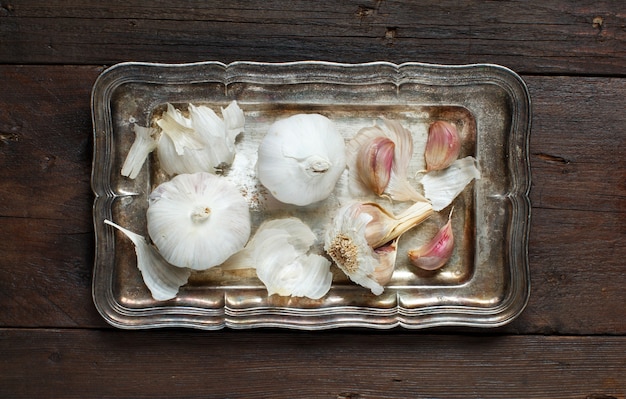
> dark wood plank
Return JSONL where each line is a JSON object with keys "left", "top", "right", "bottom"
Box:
{"left": 0, "top": 66, "right": 624, "bottom": 334}
{"left": 0, "top": 329, "right": 624, "bottom": 398}
{"left": 1, "top": 1, "right": 624, "bottom": 75}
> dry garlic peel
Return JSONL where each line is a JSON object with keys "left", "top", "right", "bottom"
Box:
{"left": 156, "top": 101, "right": 245, "bottom": 175}
{"left": 420, "top": 156, "right": 481, "bottom": 211}
{"left": 225, "top": 218, "right": 332, "bottom": 299}
{"left": 408, "top": 209, "right": 455, "bottom": 271}
{"left": 147, "top": 172, "right": 251, "bottom": 270}
{"left": 121, "top": 124, "right": 159, "bottom": 179}
{"left": 104, "top": 220, "right": 191, "bottom": 301}
{"left": 425, "top": 121, "right": 461, "bottom": 171}
{"left": 257, "top": 114, "right": 346, "bottom": 206}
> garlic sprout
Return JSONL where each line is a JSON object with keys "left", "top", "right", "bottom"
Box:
{"left": 408, "top": 208, "right": 455, "bottom": 271}
{"left": 156, "top": 101, "right": 245, "bottom": 175}
{"left": 223, "top": 218, "right": 333, "bottom": 299}
{"left": 324, "top": 201, "right": 432, "bottom": 295}
{"left": 257, "top": 114, "right": 346, "bottom": 206}
{"left": 104, "top": 220, "right": 191, "bottom": 301}
{"left": 420, "top": 156, "right": 481, "bottom": 211}
{"left": 147, "top": 172, "right": 251, "bottom": 270}
{"left": 348, "top": 118, "right": 426, "bottom": 202}
{"left": 121, "top": 124, "right": 159, "bottom": 179}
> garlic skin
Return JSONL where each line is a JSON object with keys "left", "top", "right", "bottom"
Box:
{"left": 104, "top": 220, "right": 191, "bottom": 301}
{"left": 425, "top": 121, "right": 461, "bottom": 171}
{"left": 348, "top": 119, "right": 426, "bottom": 202}
{"left": 121, "top": 124, "right": 159, "bottom": 179}
{"left": 223, "top": 218, "right": 333, "bottom": 299}
{"left": 420, "top": 156, "right": 481, "bottom": 211}
{"left": 257, "top": 114, "right": 346, "bottom": 206}
{"left": 147, "top": 172, "right": 251, "bottom": 270}
{"left": 156, "top": 101, "right": 245, "bottom": 175}
{"left": 408, "top": 209, "right": 454, "bottom": 271}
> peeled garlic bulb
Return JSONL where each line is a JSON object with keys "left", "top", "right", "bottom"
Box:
{"left": 104, "top": 220, "right": 191, "bottom": 301}
{"left": 425, "top": 121, "right": 461, "bottom": 171}
{"left": 408, "top": 209, "right": 454, "bottom": 271}
{"left": 257, "top": 114, "right": 346, "bottom": 206}
{"left": 147, "top": 172, "right": 251, "bottom": 270}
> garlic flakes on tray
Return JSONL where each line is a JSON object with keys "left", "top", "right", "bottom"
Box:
{"left": 104, "top": 220, "right": 191, "bottom": 301}
{"left": 147, "top": 172, "right": 251, "bottom": 271}
{"left": 121, "top": 124, "right": 159, "bottom": 179}
{"left": 257, "top": 114, "right": 346, "bottom": 206}
{"left": 224, "top": 218, "right": 333, "bottom": 300}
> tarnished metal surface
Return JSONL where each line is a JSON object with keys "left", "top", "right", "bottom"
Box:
{"left": 91, "top": 61, "right": 531, "bottom": 330}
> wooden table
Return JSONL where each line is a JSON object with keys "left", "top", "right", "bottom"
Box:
{"left": 1, "top": 2, "right": 624, "bottom": 397}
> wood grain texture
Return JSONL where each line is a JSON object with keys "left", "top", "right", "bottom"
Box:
{"left": 0, "top": 329, "right": 624, "bottom": 399}
{"left": 1, "top": 0, "right": 624, "bottom": 75}
{"left": 0, "top": 66, "right": 624, "bottom": 333}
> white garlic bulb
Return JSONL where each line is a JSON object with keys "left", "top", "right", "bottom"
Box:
{"left": 256, "top": 114, "right": 346, "bottom": 206}
{"left": 147, "top": 172, "right": 251, "bottom": 270}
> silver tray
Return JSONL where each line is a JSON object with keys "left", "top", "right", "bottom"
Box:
{"left": 91, "top": 61, "right": 531, "bottom": 330}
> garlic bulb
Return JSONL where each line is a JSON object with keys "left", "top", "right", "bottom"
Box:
{"left": 324, "top": 201, "right": 432, "bottom": 295}
{"left": 424, "top": 121, "right": 461, "bottom": 171}
{"left": 408, "top": 209, "right": 454, "bottom": 271}
{"left": 104, "top": 220, "right": 191, "bottom": 301}
{"left": 223, "top": 218, "right": 333, "bottom": 299}
{"left": 257, "top": 114, "right": 346, "bottom": 206}
{"left": 147, "top": 172, "right": 251, "bottom": 270}
{"left": 348, "top": 119, "right": 425, "bottom": 202}
{"left": 121, "top": 124, "right": 159, "bottom": 179}
{"left": 420, "top": 156, "right": 481, "bottom": 211}
{"left": 156, "top": 101, "right": 245, "bottom": 175}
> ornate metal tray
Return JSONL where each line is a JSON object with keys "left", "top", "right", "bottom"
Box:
{"left": 91, "top": 61, "right": 531, "bottom": 330}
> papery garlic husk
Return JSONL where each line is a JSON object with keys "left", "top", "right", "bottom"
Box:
{"left": 348, "top": 119, "right": 426, "bottom": 202}
{"left": 147, "top": 172, "right": 251, "bottom": 270}
{"left": 324, "top": 201, "right": 432, "bottom": 295}
{"left": 257, "top": 114, "right": 346, "bottom": 206}
{"left": 408, "top": 209, "right": 454, "bottom": 271}
{"left": 156, "top": 101, "right": 245, "bottom": 175}
{"left": 121, "top": 124, "right": 160, "bottom": 179}
{"left": 104, "top": 220, "right": 191, "bottom": 301}
{"left": 425, "top": 121, "right": 461, "bottom": 172}
{"left": 223, "top": 218, "right": 333, "bottom": 299}
{"left": 420, "top": 156, "right": 481, "bottom": 211}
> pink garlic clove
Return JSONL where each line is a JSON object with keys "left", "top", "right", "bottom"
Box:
{"left": 425, "top": 121, "right": 461, "bottom": 171}
{"left": 408, "top": 209, "right": 454, "bottom": 271}
{"left": 356, "top": 136, "right": 395, "bottom": 196}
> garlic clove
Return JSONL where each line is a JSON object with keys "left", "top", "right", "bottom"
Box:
{"left": 121, "top": 124, "right": 160, "bottom": 179}
{"left": 349, "top": 133, "right": 395, "bottom": 196}
{"left": 420, "top": 156, "right": 481, "bottom": 211}
{"left": 257, "top": 114, "right": 346, "bottom": 206}
{"left": 359, "top": 201, "right": 434, "bottom": 249}
{"left": 408, "top": 209, "right": 454, "bottom": 271}
{"left": 372, "top": 239, "right": 398, "bottom": 286}
{"left": 425, "top": 121, "right": 461, "bottom": 171}
{"left": 221, "top": 100, "right": 246, "bottom": 147}
{"left": 104, "top": 219, "right": 191, "bottom": 301}
{"left": 147, "top": 172, "right": 251, "bottom": 270}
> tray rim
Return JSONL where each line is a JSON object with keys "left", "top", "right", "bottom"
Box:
{"left": 91, "top": 60, "right": 531, "bottom": 330}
